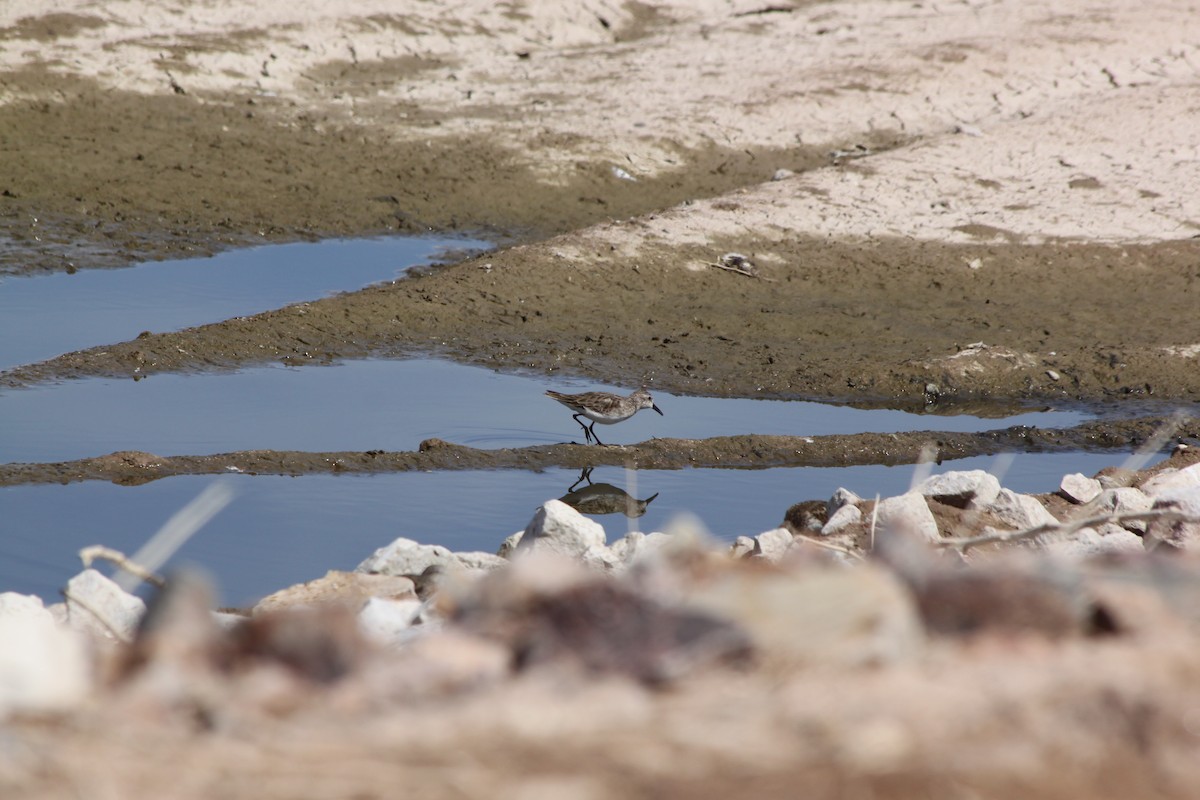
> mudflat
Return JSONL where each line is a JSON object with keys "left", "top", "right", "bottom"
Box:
{"left": 2, "top": 0, "right": 1198, "bottom": 412}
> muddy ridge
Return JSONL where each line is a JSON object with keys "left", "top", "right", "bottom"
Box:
{"left": 2, "top": 415, "right": 1190, "bottom": 487}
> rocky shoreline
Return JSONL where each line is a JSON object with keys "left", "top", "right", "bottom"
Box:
{"left": 4, "top": 450, "right": 1200, "bottom": 796}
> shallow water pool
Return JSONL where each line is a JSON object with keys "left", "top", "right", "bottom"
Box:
{"left": 0, "top": 451, "right": 1143, "bottom": 607}
{"left": 0, "top": 235, "right": 485, "bottom": 371}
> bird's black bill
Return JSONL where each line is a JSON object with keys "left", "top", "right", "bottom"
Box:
{"left": 652, "top": 404, "right": 664, "bottom": 415}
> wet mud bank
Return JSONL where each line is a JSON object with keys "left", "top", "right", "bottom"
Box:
{"left": 3, "top": 2, "right": 1199, "bottom": 417}
{"left": 1, "top": 415, "right": 1190, "bottom": 487}
{"left": 0, "top": 71, "right": 834, "bottom": 276}
{"left": 5, "top": 233, "right": 1200, "bottom": 414}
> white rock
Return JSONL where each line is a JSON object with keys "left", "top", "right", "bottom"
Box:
{"left": 63, "top": 569, "right": 146, "bottom": 641}
{"left": 0, "top": 597, "right": 91, "bottom": 717}
{"left": 1153, "top": 484, "right": 1200, "bottom": 513}
{"left": 920, "top": 470, "right": 1001, "bottom": 507}
{"left": 984, "top": 489, "right": 1058, "bottom": 530}
{"left": 1060, "top": 472, "right": 1103, "bottom": 504}
{"left": 0, "top": 592, "right": 49, "bottom": 620}
{"left": 513, "top": 500, "right": 607, "bottom": 560}
{"left": 821, "top": 503, "right": 863, "bottom": 536}
{"left": 46, "top": 602, "right": 69, "bottom": 627}
{"left": 497, "top": 530, "right": 524, "bottom": 558}
{"left": 255, "top": 571, "right": 417, "bottom": 614}
{"left": 1146, "top": 484, "right": 1200, "bottom": 546}
{"left": 639, "top": 531, "right": 676, "bottom": 554}
{"left": 730, "top": 535, "right": 756, "bottom": 559}
{"left": 828, "top": 487, "right": 863, "bottom": 515}
{"left": 454, "top": 551, "right": 510, "bottom": 571}
{"left": 357, "top": 537, "right": 506, "bottom": 575}
{"left": 358, "top": 596, "right": 425, "bottom": 646}
{"left": 1095, "top": 487, "right": 1154, "bottom": 533}
{"left": 212, "top": 611, "right": 246, "bottom": 630}
{"left": 608, "top": 531, "right": 645, "bottom": 563}
{"left": 1044, "top": 526, "right": 1144, "bottom": 559}
{"left": 581, "top": 544, "right": 622, "bottom": 571}
{"left": 876, "top": 492, "right": 940, "bottom": 543}
{"left": 1141, "top": 462, "right": 1200, "bottom": 497}
{"left": 752, "top": 527, "right": 796, "bottom": 562}
{"left": 1097, "top": 526, "right": 1147, "bottom": 553}
{"left": 608, "top": 531, "right": 675, "bottom": 566}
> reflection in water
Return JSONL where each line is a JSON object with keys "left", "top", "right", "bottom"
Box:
{"left": 558, "top": 467, "right": 659, "bottom": 519}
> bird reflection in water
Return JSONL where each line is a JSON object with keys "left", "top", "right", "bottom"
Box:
{"left": 558, "top": 467, "right": 659, "bottom": 519}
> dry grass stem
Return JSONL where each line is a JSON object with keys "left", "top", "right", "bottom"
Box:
{"left": 79, "top": 545, "right": 166, "bottom": 589}
{"left": 792, "top": 533, "right": 866, "bottom": 561}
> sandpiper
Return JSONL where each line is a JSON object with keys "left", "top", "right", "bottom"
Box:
{"left": 545, "top": 387, "right": 663, "bottom": 445}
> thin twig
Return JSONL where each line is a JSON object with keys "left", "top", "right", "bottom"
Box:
{"left": 792, "top": 533, "right": 866, "bottom": 561}
{"left": 733, "top": 5, "right": 796, "bottom": 17}
{"left": 937, "top": 509, "right": 1200, "bottom": 554}
{"left": 79, "top": 545, "right": 166, "bottom": 589}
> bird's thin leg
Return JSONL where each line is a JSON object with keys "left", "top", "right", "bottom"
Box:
{"left": 567, "top": 466, "right": 594, "bottom": 492}
{"left": 572, "top": 413, "right": 596, "bottom": 444}
{"left": 587, "top": 422, "right": 605, "bottom": 446}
